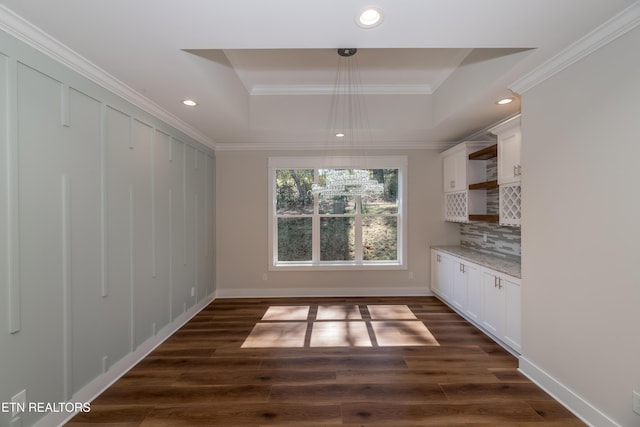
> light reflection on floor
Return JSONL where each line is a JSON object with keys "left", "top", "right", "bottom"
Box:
{"left": 316, "top": 305, "right": 362, "bottom": 320}
{"left": 261, "top": 305, "right": 310, "bottom": 321}
{"left": 241, "top": 322, "right": 307, "bottom": 348}
{"left": 241, "top": 304, "right": 439, "bottom": 348}
{"left": 310, "top": 321, "right": 371, "bottom": 347}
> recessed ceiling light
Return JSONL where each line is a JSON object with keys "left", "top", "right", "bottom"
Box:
{"left": 182, "top": 99, "right": 198, "bottom": 107}
{"left": 357, "top": 7, "right": 383, "bottom": 28}
{"left": 497, "top": 97, "right": 514, "bottom": 105}
{"left": 336, "top": 133, "right": 345, "bottom": 138}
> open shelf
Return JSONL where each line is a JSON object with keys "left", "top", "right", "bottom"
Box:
{"left": 468, "top": 214, "right": 499, "bottom": 222}
{"left": 468, "top": 144, "right": 497, "bottom": 160}
{"left": 468, "top": 180, "right": 498, "bottom": 190}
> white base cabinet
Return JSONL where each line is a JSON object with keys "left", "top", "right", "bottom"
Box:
{"left": 451, "top": 259, "right": 481, "bottom": 317}
{"left": 431, "top": 250, "right": 453, "bottom": 301}
{"left": 462, "top": 263, "right": 482, "bottom": 323}
{"left": 430, "top": 249, "right": 521, "bottom": 354}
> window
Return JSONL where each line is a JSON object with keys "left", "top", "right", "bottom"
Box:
{"left": 268, "top": 156, "right": 407, "bottom": 270}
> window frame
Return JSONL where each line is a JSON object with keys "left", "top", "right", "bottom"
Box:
{"left": 268, "top": 156, "right": 408, "bottom": 271}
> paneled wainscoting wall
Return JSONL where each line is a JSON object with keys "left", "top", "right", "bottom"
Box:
{"left": 0, "top": 29, "right": 215, "bottom": 427}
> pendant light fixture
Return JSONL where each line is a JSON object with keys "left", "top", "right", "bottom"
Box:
{"left": 311, "top": 48, "right": 383, "bottom": 198}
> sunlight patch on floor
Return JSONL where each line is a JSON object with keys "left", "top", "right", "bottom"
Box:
{"left": 241, "top": 322, "right": 307, "bottom": 348}
{"left": 316, "top": 305, "right": 362, "bottom": 320}
{"left": 261, "top": 305, "right": 310, "bottom": 321}
{"left": 310, "top": 321, "right": 372, "bottom": 347}
{"left": 371, "top": 321, "right": 438, "bottom": 346}
{"left": 241, "top": 304, "right": 439, "bottom": 348}
{"left": 368, "top": 304, "right": 417, "bottom": 320}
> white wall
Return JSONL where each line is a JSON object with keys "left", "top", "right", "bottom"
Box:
{"left": 0, "top": 30, "right": 215, "bottom": 427}
{"left": 215, "top": 149, "right": 459, "bottom": 297}
{"left": 520, "top": 25, "right": 640, "bottom": 427}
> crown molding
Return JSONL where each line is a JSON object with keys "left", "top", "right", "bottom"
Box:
{"left": 510, "top": 1, "right": 640, "bottom": 94}
{"left": 214, "top": 140, "right": 451, "bottom": 152}
{"left": 251, "top": 83, "right": 433, "bottom": 96}
{"left": 0, "top": 5, "right": 216, "bottom": 149}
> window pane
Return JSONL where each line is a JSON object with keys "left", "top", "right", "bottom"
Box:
{"left": 319, "top": 195, "right": 356, "bottom": 215}
{"left": 278, "top": 217, "right": 312, "bottom": 261}
{"left": 320, "top": 217, "right": 354, "bottom": 261}
{"left": 276, "top": 169, "right": 314, "bottom": 215}
{"left": 363, "top": 216, "right": 398, "bottom": 261}
{"left": 361, "top": 169, "right": 398, "bottom": 214}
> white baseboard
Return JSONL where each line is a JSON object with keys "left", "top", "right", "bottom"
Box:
{"left": 32, "top": 294, "right": 216, "bottom": 427}
{"left": 518, "top": 356, "right": 620, "bottom": 427}
{"left": 215, "top": 286, "right": 433, "bottom": 298}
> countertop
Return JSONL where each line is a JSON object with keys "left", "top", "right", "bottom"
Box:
{"left": 431, "top": 245, "right": 521, "bottom": 278}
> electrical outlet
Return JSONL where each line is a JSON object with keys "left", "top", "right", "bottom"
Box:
{"left": 262, "top": 273, "right": 268, "bottom": 281}
{"left": 633, "top": 390, "right": 640, "bottom": 415}
{"left": 190, "top": 287, "right": 195, "bottom": 297}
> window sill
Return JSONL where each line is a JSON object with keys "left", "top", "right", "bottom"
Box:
{"left": 269, "top": 262, "right": 406, "bottom": 272}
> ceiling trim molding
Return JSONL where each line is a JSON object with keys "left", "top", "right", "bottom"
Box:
{"left": 0, "top": 5, "right": 216, "bottom": 149}
{"left": 510, "top": 1, "right": 640, "bottom": 94}
{"left": 251, "top": 84, "right": 433, "bottom": 96}
{"left": 214, "top": 140, "right": 451, "bottom": 152}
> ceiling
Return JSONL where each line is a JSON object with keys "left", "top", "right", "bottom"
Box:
{"left": 0, "top": 0, "right": 636, "bottom": 149}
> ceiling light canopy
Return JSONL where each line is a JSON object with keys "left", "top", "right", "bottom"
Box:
{"left": 357, "top": 7, "right": 383, "bottom": 28}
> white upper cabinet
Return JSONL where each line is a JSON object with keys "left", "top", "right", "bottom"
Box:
{"left": 441, "top": 142, "right": 493, "bottom": 222}
{"left": 491, "top": 115, "right": 522, "bottom": 185}
{"left": 443, "top": 148, "right": 468, "bottom": 193}
{"left": 442, "top": 142, "right": 490, "bottom": 193}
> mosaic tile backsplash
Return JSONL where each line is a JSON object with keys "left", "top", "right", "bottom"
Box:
{"left": 460, "top": 222, "right": 521, "bottom": 261}
{"left": 459, "top": 156, "right": 521, "bottom": 262}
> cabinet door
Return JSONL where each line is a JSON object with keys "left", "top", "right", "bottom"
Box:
{"left": 451, "top": 260, "right": 467, "bottom": 311}
{"left": 503, "top": 278, "right": 521, "bottom": 353}
{"left": 443, "top": 155, "right": 456, "bottom": 193}
{"left": 463, "top": 263, "right": 482, "bottom": 322}
{"left": 481, "top": 271, "right": 505, "bottom": 337}
{"left": 499, "top": 183, "right": 521, "bottom": 227}
{"left": 444, "top": 150, "right": 467, "bottom": 193}
{"left": 497, "top": 124, "right": 522, "bottom": 185}
{"left": 431, "top": 251, "right": 453, "bottom": 302}
{"left": 430, "top": 250, "right": 441, "bottom": 295}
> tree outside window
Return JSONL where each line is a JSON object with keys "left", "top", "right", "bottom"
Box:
{"left": 270, "top": 157, "right": 405, "bottom": 270}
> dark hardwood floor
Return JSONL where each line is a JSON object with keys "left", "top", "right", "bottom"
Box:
{"left": 66, "top": 296, "right": 585, "bottom": 426}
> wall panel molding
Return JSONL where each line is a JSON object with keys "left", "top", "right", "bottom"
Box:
{"left": 129, "top": 184, "right": 135, "bottom": 352}
{"left": 151, "top": 129, "right": 157, "bottom": 279}
{"left": 100, "top": 103, "right": 108, "bottom": 297}
{"left": 6, "top": 55, "right": 20, "bottom": 334}
{"left": 204, "top": 156, "right": 209, "bottom": 258}
{"left": 194, "top": 193, "right": 199, "bottom": 301}
{"left": 60, "top": 84, "right": 70, "bottom": 127}
{"left": 168, "top": 189, "right": 174, "bottom": 320}
{"left": 61, "top": 174, "right": 72, "bottom": 400}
